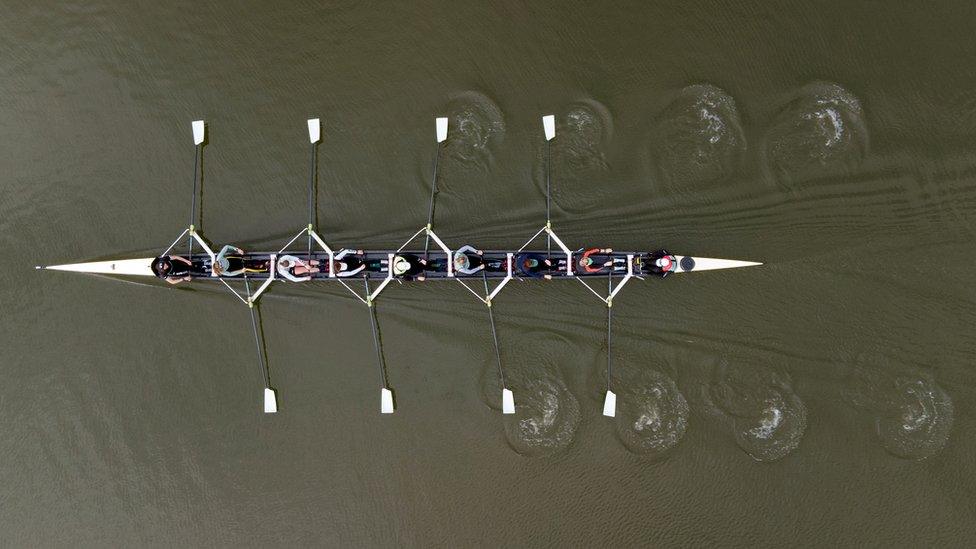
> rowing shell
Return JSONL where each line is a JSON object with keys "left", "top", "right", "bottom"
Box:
{"left": 37, "top": 116, "right": 765, "bottom": 417}
{"left": 38, "top": 253, "right": 762, "bottom": 277}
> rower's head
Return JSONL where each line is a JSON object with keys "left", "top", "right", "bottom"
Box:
{"left": 453, "top": 252, "right": 470, "bottom": 270}
{"left": 393, "top": 256, "right": 411, "bottom": 276}
{"left": 151, "top": 256, "right": 173, "bottom": 278}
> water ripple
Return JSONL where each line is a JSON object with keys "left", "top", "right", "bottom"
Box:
{"left": 762, "top": 81, "right": 869, "bottom": 189}
{"left": 704, "top": 361, "right": 807, "bottom": 462}
{"left": 614, "top": 368, "right": 688, "bottom": 456}
{"left": 546, "top": 99, "right": 614, "bottom": 214}
{"left": 845, "top": 353, "right": 953, "bottom": 460}
{"left": 480, "top": 330, "right": 581, "bottom": 457}
{"left": 503, "top": 368, "right": 581, "bottom": 457}
{"left": 651, "top": 84, "right": 745, "bottom": 193}
{"left": 558, "top": 100, "right": 611, "bottom": 172}
{"left": 442, "top": 91, "right": 505, "bottom": 172}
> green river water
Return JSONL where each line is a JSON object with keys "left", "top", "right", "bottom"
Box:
{"left": 1, "top": 1, "right": 974, "bottom": 546}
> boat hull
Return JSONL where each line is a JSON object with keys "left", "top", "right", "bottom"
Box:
{"left": 41, "top": 250, "right": 761, "bottom": 279}
{"left": 42, "top": 258, "right": 157, "bottom": 276}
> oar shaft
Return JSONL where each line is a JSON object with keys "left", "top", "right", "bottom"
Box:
{"left": 188, "top": 145, "right": 200, "bottom": 256}
{"left": 546, "top": 139, "right": 551, "bottom": 260}
{"left": 607, "top": 304, "right": 613, "bottom": 392}
{"left": 364, "top": 277, "right": 388, "bottom": 388}
{"left": 483, "top": 272, "right": 506, "bottom": 389}
{"left": 244, "top": 276, "right": 271, "bottom": 387}
{"left": 307, "top": 144, "right": 316, "bottom": 228}
{"left": 606, "top": 270, "right": 612, "bottom": 391}
{"left": 423, "top": 145, "right": 441, "bottom": 260}
{"left": 307, "top": 143, "right": 316, "bottom": 262}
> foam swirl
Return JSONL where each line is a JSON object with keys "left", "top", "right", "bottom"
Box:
{"left": 480, "top": 331, "right": 581, "bottom": 457}
{"left": 443, "top": 91, "right": 505, "bottom": 171}
{"left": 614, "top": 368, "right": 689, "bottom": 456}
{"left": 705, "top": 362, "right": 807, "bottom": 462}
{"left": 846, "top": 354, "right": 953, "bottom": 460}
{"left": 651, "top": 84, "right": 745, "bottom": 192}
{"left": 762, "top": 81, "right": 868, "bottom": 188}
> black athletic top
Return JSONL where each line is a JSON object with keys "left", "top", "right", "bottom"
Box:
{"left": 516, "top": 253, "right": 548, "bottom": 278}
{"left": 153, "top": 256, "right": 191, "bottom": 279}
{"left": 395, "top": 254, "right": 426, "bottom": 277}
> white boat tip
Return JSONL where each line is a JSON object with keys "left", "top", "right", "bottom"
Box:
{"left": 542, "top": 114, "right": 555, "bottom": 141}
{"left": 42, "top": 258, "right": 156, "bottom": 276}
{"left": 436, "top": 117, "right": 448, "bottom": 143}
{"left": 602, "top": 390, "right": 616, "bottom": 417}
{"left": 672, "top": 256, "right": 763, "bottom": 273}
{"left": 307, "top": 118, "right": 321, "bottom": 143}
{"left": 192, "top": 120, "right": 205, "bottom": 145}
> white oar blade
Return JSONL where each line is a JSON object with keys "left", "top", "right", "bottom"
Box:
{"left": 672, "top": 256, "right": 763, "bottom": 274}
{"left": 307, "top": 118, "right": 321, "bottom": 143}
{"left": 381, "top": 387, "right": 395, "bottom": 414}
{"left": 502, "top": 388, "right": 515, "bottom": 414}
{"left": 542, "top": 115, "right": 555, "bottom": 141}
{"left": 264, "top": 387, "right": 278, "bottom": 414}
{"left": 602, "top": 390, "right": 617, "bottom": 417}
{"left": 42, "top": 257, "right": 156, "bottom": 276}
{"left": 436, "top": 117, "right": 448, "bottom": 143}
{"left": 192, "top": 120, "right": 205, "bottom": 145}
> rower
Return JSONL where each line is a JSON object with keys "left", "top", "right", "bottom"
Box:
{"left": 516, "top": 253, "right": 551, "bottom": 279}
{"left": 213, "top": 244, "right": 246, "bottom": 277}
{"left": 151, "top": 255, "right": 193, "bottom": 284}
{"left": 578, "top": 247, "right": 613, "bottom": 274}
{"left": 647, "top": 250, "right": 677, "bottom": 277}
{"left": 333, "top": 249, "right": 366, "bottom": 277}
{"left": 277, "top": 254, "right": 320, "bottom": 282}
{"left": 453, "top": 245, "right": 485, "bottom": 275}
{"left": 392, "top": 253, "right": 426, "bottom": 280}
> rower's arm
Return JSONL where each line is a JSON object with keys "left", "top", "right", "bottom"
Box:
{"left": 277, "top": 268, "right": 310, "bottom": 283}
{"left": 216, "top": 245, "right": 240, "bottom": 262}
{"left": 336, "top": 264, "right": 365, "bottom": 277}
{"left": 337, "top": 248, "right": 365, "bottom": 260}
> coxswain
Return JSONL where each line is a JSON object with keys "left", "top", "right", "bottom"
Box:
{"left": 392, "top": 254, "right": 426, "bottom": 280}
{"left": 647, "top": 250, "right": 677, "bottom": 277}
{"left": 151, "top": 255, "right": 193, "bottom": 285}
{"left": 654, "top": 255, "right": 674, "bottom": 272}
{"left": 578, "top": 248, "right": 613, "bottom": 274}
{"left": 276, "top": 255, "right": 320, "bottom": 282}
{"left": 453, "top": 245, "right": 485, "bottom": 275}
{"left": 333, "top": 249, "right": 366, "bottom": 277}
{"left": 212, "top": 244, "right": 246, "bottom": 277}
